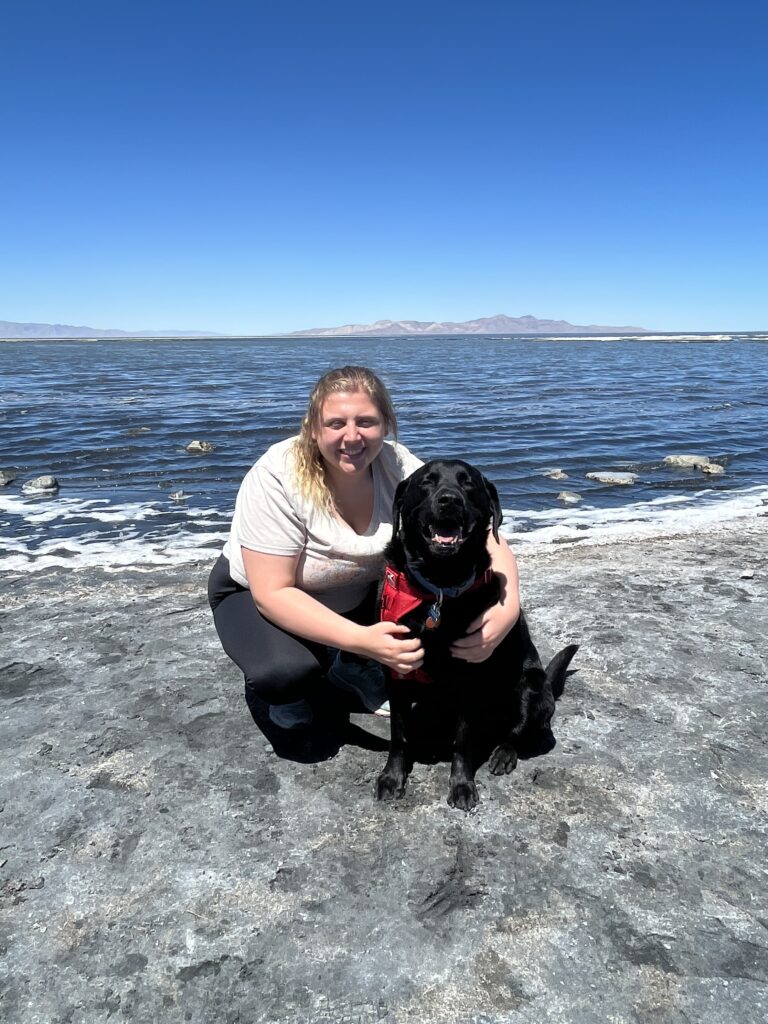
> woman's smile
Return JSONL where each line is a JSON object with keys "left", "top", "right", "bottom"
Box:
{"left": 339, "top": 445, "right": 365, "bottom": 459}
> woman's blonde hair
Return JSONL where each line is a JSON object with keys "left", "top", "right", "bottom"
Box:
{"left": 292, "top": 365, "right": 398, "bottom": 512}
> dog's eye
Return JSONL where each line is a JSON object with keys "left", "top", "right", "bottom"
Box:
{"left": 456, "top": 472, "right": 473, "bottom": 488}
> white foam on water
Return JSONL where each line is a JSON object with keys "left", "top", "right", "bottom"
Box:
{"left": 0, "top": 532, "right": 229, "bottom": 574}
{"left": 0, "top": 493, "right": 225, "bottom": 524}
{"left": 503, "top": 484, "right": 768, "bottom": 548}
{"left": 0, "top": 493, "right": 232, "bottom": 573}
{"left": 0, "top": 494, "right": 164, "bottom": 523}
{"left": 2, "top": 486, "right": 767, "bottom": 573}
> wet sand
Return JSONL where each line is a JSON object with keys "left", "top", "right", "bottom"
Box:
{"left": 1, "top": 518, "right": 767, "bottom": 1023}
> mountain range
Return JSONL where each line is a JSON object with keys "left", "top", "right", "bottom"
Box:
{"left": 0, "top": 320, "right": 219, "bottom": 339}
{"left": 287, "top": 314, "right": 649, "bottom": 336}
{"left": 0, "top": 313, "right": 649, "bottom": 339}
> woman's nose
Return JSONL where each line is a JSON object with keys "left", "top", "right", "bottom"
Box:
{"left": 343, "top": 421, "right": 360, "bottom": 442}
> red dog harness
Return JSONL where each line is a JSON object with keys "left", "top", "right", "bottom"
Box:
{"left": 380, "top": 564, "right": 494, "bottom": 683}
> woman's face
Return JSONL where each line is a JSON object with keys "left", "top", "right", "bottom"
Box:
{"left": 313, "top": 390, "right": 386, "bottom": 482}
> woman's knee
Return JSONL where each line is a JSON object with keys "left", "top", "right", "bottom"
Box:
{"left": 243, "top": 658, "right": 322, "bottom": 705}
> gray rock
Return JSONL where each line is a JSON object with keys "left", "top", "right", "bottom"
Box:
{"left": 169, "top": 490, "right": 188, "bottom": 502}
{"left": 664, "top": 453, "right": 711, "bottom": 468}
{"left": 585, "top": 471, "right": 637, "bottom": 485}
{"left": 557, "top": 491, "right": 582, "bottom": 503}
{"left": 0, "top": 469, "right": 16, "bottom": 486}
{"left": 185, "top": 440, "right": 216, "bottom": 453}
{"left": 702, "top": 462, "right": 725, "bottom": 475}
{"left": 544, "top": 469, "right": 569, "bottom": 480}
{"left": 1, "top": 519, "right": 766, "bottom": 1022}
{"left": 21, "top": 474, "right": 59, "bottom": 494}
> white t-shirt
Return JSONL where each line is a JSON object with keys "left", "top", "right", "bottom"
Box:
{"left": 223, "top": 437, "right": 423, "bottom": 612}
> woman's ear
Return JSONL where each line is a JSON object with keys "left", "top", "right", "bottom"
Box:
{"left": 304, "top": 413, "right": 318, "bottom": 444}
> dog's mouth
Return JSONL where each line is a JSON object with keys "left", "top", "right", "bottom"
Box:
{"left": 425, "top": 523, "right": 465, "bottom": 552}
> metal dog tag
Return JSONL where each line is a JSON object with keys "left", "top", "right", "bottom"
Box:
{"left": 425, "top": 602, "right": 441, "bottom": 629}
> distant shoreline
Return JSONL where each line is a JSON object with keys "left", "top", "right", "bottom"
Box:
{"left": 1, "top": 332, "right": 765, "bottom": 342}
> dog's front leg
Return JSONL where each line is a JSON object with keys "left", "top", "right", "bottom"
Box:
{"left": 375, "top": 690, "right": 410, "bottom": 801}
{"left": 448, "top": 712, "right": 479, "bottom": 811}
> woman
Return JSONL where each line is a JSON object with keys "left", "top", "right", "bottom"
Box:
{"left": 208, "top": 365, "right": 521, "bottom": 733}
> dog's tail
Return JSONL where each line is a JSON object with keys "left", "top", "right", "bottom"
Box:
{"left": 545, "top": 644, "right": 579, "bottom": 700}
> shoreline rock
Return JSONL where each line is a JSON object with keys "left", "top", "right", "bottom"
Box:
{"left": 20, "top": 474, "right": 59, "bottom": 494}
{"left": 664, "top": 453, "right": 725, "bottom": 475}
{"left": 585, "top": 471, "right": 637, "bottom": 485}
{"left": 664, "top": 453, "right": 711, "bottom": 468}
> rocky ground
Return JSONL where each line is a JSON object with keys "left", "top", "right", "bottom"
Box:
{"left": 1, "top": 519, "right": 767, "bottom": 1024}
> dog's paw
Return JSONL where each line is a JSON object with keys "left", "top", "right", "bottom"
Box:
{"left": 488, "top": 742, "right": 518, "bottom": 775}
{"left": 447, "top": 779, "right": 479, "bottom": 811}
{"left": 375, "top": 771, "right": 407, "bottom": 801}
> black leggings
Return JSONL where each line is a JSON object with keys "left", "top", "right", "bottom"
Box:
{"left": 207, "top": 555, "right": 376, "bottom": 705}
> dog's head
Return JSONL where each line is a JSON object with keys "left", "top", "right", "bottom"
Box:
{"left": 388, "top": 459, "right": 502, "bottom": 575}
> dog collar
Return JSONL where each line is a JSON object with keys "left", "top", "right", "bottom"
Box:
{"left": 405, "top": 564, "right": 484, "bottom": 600}
{"left": 381, "top": 563, "right": 494, "bottom": 612}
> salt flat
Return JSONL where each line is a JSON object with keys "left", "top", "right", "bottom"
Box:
{"left": 1, "top": 520, "right": 766, "bottom": 1023}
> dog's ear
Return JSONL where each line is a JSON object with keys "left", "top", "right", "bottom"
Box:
{"left": 391, "top": 478, "right": 409, "bottom": 539}
{"left": 480, "top": 474, "right": 503, "bottom": 541}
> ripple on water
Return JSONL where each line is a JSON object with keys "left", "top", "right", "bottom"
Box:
{"left": 1, "top": 336, "right": 767, "bottom": 569}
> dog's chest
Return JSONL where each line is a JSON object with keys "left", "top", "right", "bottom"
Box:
{"left": 406, "top": 582, "right": 498, "bottom": 645}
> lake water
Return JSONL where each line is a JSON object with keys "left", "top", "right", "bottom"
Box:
{"left": 1, "top": 334, "right": 767, "bottom": 572}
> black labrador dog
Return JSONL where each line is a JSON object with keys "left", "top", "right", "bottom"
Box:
{"left": 375, "top": 458, "right": 578, "bottom": 811}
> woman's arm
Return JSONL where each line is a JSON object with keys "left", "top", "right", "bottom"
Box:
{"left": 449, "top": 534, "right": 521, "bottom": 663}
{"left": 242, "top": 547, "right": 423, "bottom": 676}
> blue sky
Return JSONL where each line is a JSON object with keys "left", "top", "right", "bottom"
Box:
{"left": 1, "top": 0, "right": 766, "bottom": 333}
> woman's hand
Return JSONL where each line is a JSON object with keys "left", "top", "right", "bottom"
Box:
{"left": 450, "top": 601, "right": 518, "bottom": 663}
{"left": 355, "top": 621, "right": 424, "bottom": 676}
{"left": 450, "top": 534, "right": 521, "bottom": 663}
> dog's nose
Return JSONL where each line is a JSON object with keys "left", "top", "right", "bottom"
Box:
{"left": 435, "top": 488, "right": 462, "bottom": 510}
